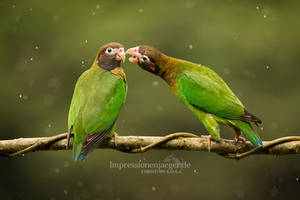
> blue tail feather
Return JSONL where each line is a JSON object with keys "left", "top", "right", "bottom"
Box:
{"left": 233, "top": 120, "right": 263, "bottom": 147}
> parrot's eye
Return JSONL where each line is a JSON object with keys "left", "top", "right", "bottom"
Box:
{"left": 106, "top": 47, "right": 114, "bottom": 54}
{"left": 142, "top": 55, "right": 150, "bottom": 62}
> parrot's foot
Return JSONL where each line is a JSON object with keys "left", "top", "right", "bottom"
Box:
{"left": 201, "top": 135, "right": 212, "bottom": 152}
{"left": 235, "top": 135, "right": 247, "bottom": 144}
{"left": 113, "top": 132, "right": 119, "bottom": 148}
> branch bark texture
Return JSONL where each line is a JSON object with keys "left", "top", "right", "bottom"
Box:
{"left": 0, "top": 133, "right": 300, "bottom": 160}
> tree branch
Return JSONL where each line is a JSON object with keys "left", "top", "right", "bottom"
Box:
{"left": 0, "top": 132, "right": 300, "bottom": 160}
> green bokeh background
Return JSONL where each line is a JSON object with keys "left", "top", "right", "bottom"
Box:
{"left": 1, "top": 0, "right": 300, "bottom": 199}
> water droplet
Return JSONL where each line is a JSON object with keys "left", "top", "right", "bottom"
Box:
{"left": 22, "top": 154, "right": 25, "bottom": 156}
{"left": 92, "top": 11, "right": 96, "bottom": 15}
{"left": 269, "top": 186, "right": 278, "bottom": 197}
{"left": 188, "top": 44, "right": 193, "bottom": 49}
{"left": 96, "top": 4, "right": 100, "bottom": 9}
{"left": 156, "top": 105, "right": 163, "bottom": 112}
{"left": 35, "top": 45, "right": 39, "bottom": 50}
{"left": 256, "top": 6, "right": 259, "bottom": 10}
{"left": 224, "top": 68, "right": 230, "bottom": 75}
{"left": 263, "top": 15, "right": 267, "bottom": 18}
{"left": 85, "top": 40, "right": 88, "bottom": 43}
{"left": 54, "top": 168, "right": 60, "bottom": 173}
{"left": 296, "top": 177, "right": 299, "bottom": 182}
{"left": 16, "top": 16, "right": 21, "bottom": 22}
{"left": 30, "top": 57, "right": 34, "bottom": 61}
{"left": 48, "top": 124, "right": 52, "bottom": 128}
{"left": 63, "top": 189, "right": 68, "bottom": 195}
{"left": 138, "top": 8, "right": 144, "bottom": 13}
{"left": 151, "top": 186, "right": 156, "bottom": 191}
{"left": 260, "top": 127, "right": 264, "bottom": 131}
{"left": 152, "top": 81, "right": 159, "bottom": 87}
{"left": 76, "top": 181, "right": 83, "bottom": 187}
{"left": 194, "top": 169, "right": 198, "bottom": 174}
{"left": 266, "top": 65, "right": 270, "bottom": 69}
{"left": 29, "top": 8, "right": 33, "bottom": 12}
{"left": 44, "top": 94, "right": 54, "bottom": 106}
{"left": 19, "top": 94, "right": 23, "bottom": 98}
{"left": 64, "top": 161, "right": 70, "bottom": 168}
{"left": 81, "top": 60, "right": 85, "bottom": 64}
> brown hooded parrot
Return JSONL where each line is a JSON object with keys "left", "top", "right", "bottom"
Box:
{"left": 67, "top": 42, "right": 127, "bottom": 161}
{"left": 126, "top": 45, "right": 262, "bottom": 150}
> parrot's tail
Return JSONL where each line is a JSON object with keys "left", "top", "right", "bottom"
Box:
{"left": 233, "top": 120, "right": 263, "bottom": 147}
{"left": 72, "top": 141, "right": 88, "bottom": 162}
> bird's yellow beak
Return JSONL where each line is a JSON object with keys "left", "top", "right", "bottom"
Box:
{"left": 116, "top": 48, "right": 126, "bottom": 62}
{"left": 126, "top": 47, "right": 140, "bottom": 64}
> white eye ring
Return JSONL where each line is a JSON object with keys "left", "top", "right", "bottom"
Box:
{"left": 106, "top": 47, "right": 114, "bottom": 54}
{"left": 142, "top": 55, "right": 150, "bottom": 62}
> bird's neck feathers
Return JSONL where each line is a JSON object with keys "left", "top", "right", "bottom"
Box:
{"left": 91, "top": 58, "right": 126, "bottom": 81}
{"left": 156, "top": 54, "right": 180, "bottom": 86}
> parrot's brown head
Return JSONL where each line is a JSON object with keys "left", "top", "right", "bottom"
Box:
{"left": 96, "top": 42, "right": 126, "bottom": 71}
{"left": 126, "top": 45, "right": 164, "bottom": 75}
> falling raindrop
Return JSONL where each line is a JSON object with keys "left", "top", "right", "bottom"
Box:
{"left": 81, "top": 60, "right": 85, "bottom": 64}
{"left": 19, "top": 94, "right": 23, "bottom": 98}
{"left": 260, "top": 127, "right": 264, "bottom": 131}
{"left": 256, "top": 6, "right": 259, "bottom": 10}
{"left": 54, "top": 168, "right": 60, "bottom": 173}
{"left": 156, "top": 105, "right": 163, "bottom": 112}
{"left": 92, "top": 11, "right": 96, "bottom": 15}
{"left": 35, "top": 45, "right": 39, "bottom": 50}
{"left": 29, "top": 8, "right": 33, "bottom": 12}
{"left": 138, "top": 8, "right": 144, "bottom": 13}
{"left": 152, "top": 81, "right": 159, "bottom": 87}
{"left": 224, "top": 68, "right": 230, "bottom": 75}
{"left": 16, "top": 16, "right": 21, "bottom": 22}
{"left": 263, "top": 15, "right": 267, "bottom": 18}
{"left": 296, "top": 177, "right": 299, "bottom": 182}
{"left": 76, "top": 181, "right": 83, "bottom": 187}
{"left": 188, "top": 44, "right": 193, "bottom": 49}
{"left": 151, "top": 186, "right": 156, "bottom": 191}
{"left": 30, "top": 57, "right": 34, "bottom": 61}
{"left": 48, "top": 124, "right": 52, "bottom": 128}
{"left": 266, "top": 65, "right": 270, "bottom": 69}
{"left": 64, "top": 161, "right": 70, "bottom": 168}
{"left": 193, "top": 169, "right": 198, "bottom": 174}
{"left": 96, "top": 4, "right": 100, "bottom": 9}
{"left": 85, "top": 39, "right": 88, "bottom": 43}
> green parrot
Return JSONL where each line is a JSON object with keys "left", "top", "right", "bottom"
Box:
{"left": 67, "top": 42, "right": 127, "bottom": 161}
{"left": 126, "top": 45, "right": 262, "bottom": 150}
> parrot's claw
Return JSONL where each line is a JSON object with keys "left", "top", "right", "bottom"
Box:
{"left": 113, "top": 132, "right": 119, "bottom": 148}
{"left": 235, "top": 135, "right": 247, "bottom": 144}
{"left": 201, "top": 135, "right": 212, "bottom": 152}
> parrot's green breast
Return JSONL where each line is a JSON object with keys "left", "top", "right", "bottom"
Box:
{"left": 68, "top": 66, "right": 127, "bottom": 142}
{"left": 172, "top": 60, "right": 245, "bottom": 119}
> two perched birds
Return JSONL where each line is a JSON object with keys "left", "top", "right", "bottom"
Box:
{"left": 67, "top": 42, "right": 262, "bottom": 161}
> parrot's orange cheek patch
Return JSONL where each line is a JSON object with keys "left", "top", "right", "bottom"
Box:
{"left": 129, "top": 56, "right": 138, "bottom": 64}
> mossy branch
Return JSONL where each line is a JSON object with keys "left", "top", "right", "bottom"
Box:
{"left": 0, "top": 133, "right": 300, "bottom": 160}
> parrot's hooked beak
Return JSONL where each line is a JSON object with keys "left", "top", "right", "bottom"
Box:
{"left": 126, "top": 47, "right": 140, "bottom": 64}
{"left": 116, "top": 48, "right": 126, "bottom": 62}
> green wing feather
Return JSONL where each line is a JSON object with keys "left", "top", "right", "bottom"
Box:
{"left": 174, "top": 61, "right": 262, "bottom": 147}
{"left": 176, "top": 62, "right": 244, "bottom": 119}
{"left": 68, "top": 67, "right": 126, "bottom": 161}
